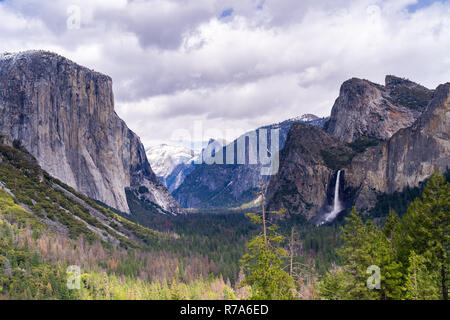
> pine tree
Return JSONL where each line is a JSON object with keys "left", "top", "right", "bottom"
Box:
{"left": 404, "top": 251, "right": 439, "bottom": 300}
{"left": 317, "top": 266, "right": 352, "bottom": 300}
{"left": 398, "top": 170, "right": 449, "bottom": 300}
{"left": 240, "top": 185, "right": 295, "bottom": 300}
{"left": 240, "top": 229, "right": 295, "bottom": 300}
{"left": 320, "top": 208, "right": 404, "bottom": 300}
{"left": 383, "top": 209, "right": 400, "bottom": 242}
{"left": 336, "top": 207, "right": 378, "bottom": 299}
{"left": 371, "top": 222, "right": 403, "bottom": 300}
{"left": 223, "top": 286, "right": 237, "bottom": 300}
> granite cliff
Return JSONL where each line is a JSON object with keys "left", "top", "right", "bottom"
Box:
{"left": 0, "top": 50, "right": 183, "bottom": 214}
{"left": 267, "top": 76, "right": 448, "bottom": 220}
{"left": 265, "top": 124, "right": 350, "bottom": 219}
{"left": 325, "top": 75, "right": 434, "bottom": 142}
{"left": 343, "top": 82, "right": 450, "bottom": 211}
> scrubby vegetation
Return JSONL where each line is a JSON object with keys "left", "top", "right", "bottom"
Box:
{"left": 389, "top": 83, "right": 434, "bottom": 111}
{"left": 347, "top": 136, "right": 381, "bottom": 153}
{"left": 320, "top": 147, "right": 356, "bottom": 170}
{"left": 0, "top": 189, "right": 238, "bottom": 299}
{"left": 320, "top": 136, "right": 381, "bottom": 170}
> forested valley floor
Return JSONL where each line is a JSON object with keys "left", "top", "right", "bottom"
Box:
{"left": 0, "top": 141, "right": 448, "bottom": 300}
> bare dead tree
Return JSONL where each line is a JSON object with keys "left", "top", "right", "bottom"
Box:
{"left": 254, "top": 182, "right": 268, "bottom": 245}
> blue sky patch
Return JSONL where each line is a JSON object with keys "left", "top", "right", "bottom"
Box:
{"left": 257, "top": 0, "right": 265, "bottom": 10}
{"left": 220, "top": 8, "right": 234, "bottom": 19}
{"left": 407, "top": 0, "right": 446, "bottom": 12}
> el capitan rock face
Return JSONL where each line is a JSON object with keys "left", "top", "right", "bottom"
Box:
{"left": 0, "top": 50, "right": 183, "bottom": 214}
{"left": 325, "top": 75, "right": 434, "bottom": 143}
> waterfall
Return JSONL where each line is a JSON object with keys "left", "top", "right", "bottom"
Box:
{"left": 319, "top": 170, "right": 343, "bottom": 225}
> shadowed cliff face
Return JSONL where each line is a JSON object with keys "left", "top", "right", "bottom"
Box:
{"left": 0, "top": 50, "right": 183, "bottom": 214}
{"left": 325, "top": 75, "right": 434, "bottom": 143}
{"left": 265, "top": 124, "right": 340, "bottom": 219}
{"left": 344, "top": 82, "right": 450, "bottom": 211}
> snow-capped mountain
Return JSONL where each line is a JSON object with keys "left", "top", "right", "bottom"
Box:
{"left": 289, "top": 113, "right": 320, "bottom": 122}
{"left": 146, "top": 144, "right": 200, "bottom": 191}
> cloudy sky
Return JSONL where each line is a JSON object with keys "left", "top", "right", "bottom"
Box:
{"left": 0, "top": 0, "right": 449, "bottom": 148}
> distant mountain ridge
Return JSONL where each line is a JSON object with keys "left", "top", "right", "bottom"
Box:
{"left": 173, "top": 114, "right": 328, "bottom": 208}
{"left": 2, "top": 51, "right": 444, "bottom": 222}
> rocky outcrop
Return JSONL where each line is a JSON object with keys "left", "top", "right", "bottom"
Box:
{"left": 0, "top": 50, "right": 183, "bottom": 214}
{"left": 344, "top": 82, "right": 450, "bottom": 210}
{"left": 325, "top": 75, "right": 434, "bottom": 142}
{"left": 265, "top": 124, "right": 345, "bottom": 219}
{"left": 266, "top": 77, "right": 447, "bottom": 220}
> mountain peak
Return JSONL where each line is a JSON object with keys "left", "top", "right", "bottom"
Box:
{"left": 289, "top": 113, "right": 320, "bottom": 122}
{"left": 325, "top": 75, "right": 433, "bottom": 142}
{"left": 0, "top": 50, "right": 111, "bottom": 82}
{"left": 207, "top": 138, "right": 227, "bottom": 146}
{"left": 385, "top": 75, "right": 421, "bottom": 89}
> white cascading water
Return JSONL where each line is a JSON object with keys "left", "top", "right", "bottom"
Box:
{"left": 319, "top": 170, "right": 343, "bottom": 225}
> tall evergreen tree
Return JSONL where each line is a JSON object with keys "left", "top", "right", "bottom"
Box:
{"left": 404, "top": 251, "right": 440, "bottom": 300}
{"left": 317, "top": 266, "right": 352, "bottom": 300}
{"left": 383, "top": 209, "right": 400, "bottom": 242}
{"left": 398, "top": 170, "right": 449, "bottom": 300}
{"left": 331, "top": 207, "right": 379, "bottom": 299}
{"left": 379, "top": 210, "right": 404, "bottom": 299}
{"left": 319, "top": 208, "right": 404, "bottom": 299}
{"left": 240, "top": 186, "right": 295, "bottom": 300}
